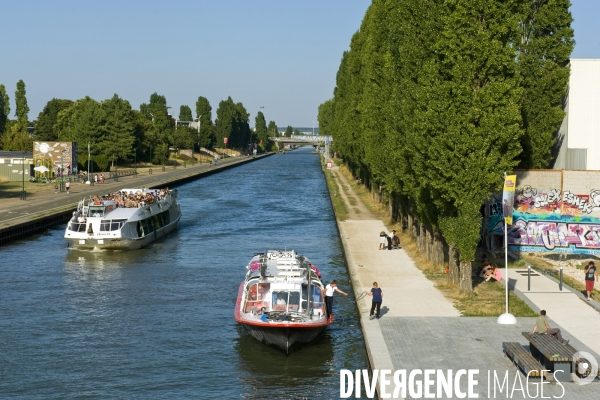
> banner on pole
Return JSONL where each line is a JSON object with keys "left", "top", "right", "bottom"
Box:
{"left": 502, "top": 175, "right": 517, "bottom": 225}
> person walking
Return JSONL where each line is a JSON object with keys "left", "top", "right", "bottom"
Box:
{"left": 365, "top": 282, "right": 383, "bottom": 319}
{"left": 65, "top": 180, "right": 71, "bottom": 194}
{"left": 530, "top": 310, "right": 569, "bottom": 345}
{"left": 324, "top": 280, "right": 348, "bottom": 320}
{"left": 584, "top": 261, "right": 598, "bottom": 301}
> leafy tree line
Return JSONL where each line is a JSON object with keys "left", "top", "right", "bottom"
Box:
{"left": 319, "top": 0, "right": 574, "bottom": 293}
{"left": 0, "top": 83, "right": 278, "bottom": 168}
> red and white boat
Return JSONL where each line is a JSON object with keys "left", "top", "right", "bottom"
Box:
{"left": 234, "top": 250, "right": 332, "bottom": 354}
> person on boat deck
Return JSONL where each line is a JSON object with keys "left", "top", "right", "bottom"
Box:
{"left": 77, "top": 215, "right": 85, "bottom": 223}
{"left": 276, "top": 293, "right": 287, "bottom": 305}
{"left": 325, "top": 280, "right": 348, "bottom": 320}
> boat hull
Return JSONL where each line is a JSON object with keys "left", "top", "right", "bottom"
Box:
{"left": 234, "top": 282, "right": 331, "bottom": 353}
{"left": 65, "top": 215, "right": 180, "bottom": 250}
{"left": 240, "top": 323, "right": 326, "bottom": 354}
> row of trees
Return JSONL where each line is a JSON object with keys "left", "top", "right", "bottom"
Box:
{"left": 0, "top": 82, "right": 286, "bottom": 170}
{"left": 319, "top": 0, "right": 574, "bottom": 293}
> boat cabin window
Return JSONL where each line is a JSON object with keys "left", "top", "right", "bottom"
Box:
{"left": 100, "top": 219, "right": 126, "bottom": 231}
{"left": 244, "top": 283, "right": 270, "bottom": 313}
{"left": 89, "top": 206, "right": 105, "bottom": 218}
{"left": 302, "top": 285, "right": 324, "bottom": 311}
{"left": 272, "top": 290, "right": 300, "bottom": 312}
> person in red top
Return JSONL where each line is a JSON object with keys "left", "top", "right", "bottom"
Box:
{"left": 584, "top": 261, "right": 598, "bottom": 301}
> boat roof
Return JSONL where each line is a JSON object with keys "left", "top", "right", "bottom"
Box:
{"left": 246, "top": 250, "right": 323, "bottom": 285}
{"left": 105, "top": 207, "right": 138, "bottom": 219}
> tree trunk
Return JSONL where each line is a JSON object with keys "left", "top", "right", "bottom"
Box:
{"left": 459, "top": 261, "right": 474, "bottom": 294}
{"left": 432, "top": 232, "right": 445, "bottom": 267}
{"left": 425, "top": 227, "right": 433, "bottom": 261}
{"left": 448, "top": 245, "right": 460, "bottom": 285}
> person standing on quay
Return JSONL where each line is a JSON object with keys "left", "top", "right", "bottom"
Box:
{"left": 325, "top": 280, "right": 348, "bottom": 320}
{"left": 366, "top": 282, "right": 383, "bottom": 319}
{"left": 584, "top": 261, "right": 598, "bottom": 301}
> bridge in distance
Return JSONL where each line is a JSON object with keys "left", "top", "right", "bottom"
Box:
{"left": 269, "top": 135, "right": 326, "bottom": 150}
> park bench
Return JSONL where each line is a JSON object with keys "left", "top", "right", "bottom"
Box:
{"left": 522, "top": 332, "right": 575, "bottom": 382}
{"left": 503, "top": 342, "right": 547, "bottom": 379}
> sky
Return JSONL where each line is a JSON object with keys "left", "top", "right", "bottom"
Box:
{"left": 1, "top": 0, "right": 599, "bottom": 128}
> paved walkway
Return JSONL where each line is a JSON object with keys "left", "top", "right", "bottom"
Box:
{"left": 329, "top": 163, "right": 600, "bottom": 399}
{"left": 330, "top": 164, "right": 459, "bottom": 376}
{"left": 504, "top": 268, "right": 600, "bottom": 355}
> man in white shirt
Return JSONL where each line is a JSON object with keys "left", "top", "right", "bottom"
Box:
{"left": 325, "top": 280, "right": 348, "bottom": 320}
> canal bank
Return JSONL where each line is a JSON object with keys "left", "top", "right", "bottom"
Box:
{"left": 324, "top": 160, "right": 600, "bottom": 399}
{"left": 0, "top": 154, "right": 272, "bottom": 245}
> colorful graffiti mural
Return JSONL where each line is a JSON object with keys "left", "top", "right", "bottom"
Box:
{"left": 488, "top": 185, "right": 600, "bottom": 254}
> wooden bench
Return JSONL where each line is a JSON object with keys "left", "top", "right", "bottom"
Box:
{"left": 523, "top": 332, "right": 575, "bottom": 382}
{"left": 503, "top": 342, "right": 547, "bottom": 379}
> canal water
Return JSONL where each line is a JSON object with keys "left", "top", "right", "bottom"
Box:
{"left": 0, "top": 147, "right": 368, "bottom": 399}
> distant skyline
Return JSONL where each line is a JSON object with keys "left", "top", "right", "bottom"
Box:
{"left": 2, "top": 0, "right": 598, "bottom": 127}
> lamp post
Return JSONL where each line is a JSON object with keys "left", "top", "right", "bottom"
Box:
{"left": 195, "top": 115, "right": 202, "bottom": 153}
{"left": 21, "top": 152, "right": 26, "bottom": 200}
{"left": 87, "top": 141, "right": 91, "bottom": 184}
{"left": 150, "top": 146, "right": 152, "bottom": 165}
{"left": 134, "top": 147, "right": 137, "bottom": 175}
{"left": 60, "top": 150, "right": 67, "bottom": 192}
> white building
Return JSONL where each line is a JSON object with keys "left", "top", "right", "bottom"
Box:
{"left": 554, "top": 59, "right": 600, "bottom": 170}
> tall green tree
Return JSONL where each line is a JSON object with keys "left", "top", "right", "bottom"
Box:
{"left": 254, "top": 111, "right": 268, "bottom": 144}
{"left": 195, "top": 96, "right": 215, "bottom": 149}
{"left": 233, "top": 102, "right": 251, "bottom": 148}
{"left": 267, "top": 121, "right": 278, "bottom": 138}
{"left": 35, "top": 98, "right": 74, "bottom": 141}
{"left": 0, "top": 84, "right": 9, "bottom": 139}
{"left": 517, "top": 0, "right": 574, "bottom": 168}
{"left": 101, "top": 94, "right": 136, "bottom": 167}
{"left": 15, "top": 80, "right": 29, "bottom": 126}
{"left": 284, "top": 125, "right": 293, "bottom": 138}
{"left": 56, "top": 96, "right": 105, "bottom": 159}
{"left": 215, "top": 97, "right": 236, "bottom": 147}
{"left": 179, "top": 105, "right": 193, "bottom": 121}
{"left": 317, "top": 99, "right": 334, "bottom": 137}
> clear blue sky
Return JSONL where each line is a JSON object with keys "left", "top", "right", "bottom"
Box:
{"left": 1, "top": 0, "right": 598, "bottom": 128}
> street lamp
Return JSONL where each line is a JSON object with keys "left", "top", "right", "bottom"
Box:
{"left": 21, "top": 152, "right": 26, "bottom": 200}
{"left": 135, "top": 147, "right": 137, "bottom": 175}
{"left": 61, "top": 150, "right": 67, "bottom": 192}
{"left": 195, "top": 115, "right": 202, "bottom": 152}
{"left": 87, "top": 141, "right": 91, "bottom": 184}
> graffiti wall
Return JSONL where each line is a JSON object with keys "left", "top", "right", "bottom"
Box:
{"left": 486, "top": 170, "right": 600, "bottom": 255}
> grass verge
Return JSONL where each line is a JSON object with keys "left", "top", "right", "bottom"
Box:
{"left": 321, "top": 159, "right": 349, "bottom": 221}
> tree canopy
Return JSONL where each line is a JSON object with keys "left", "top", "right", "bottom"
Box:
{"left": 319, "top": 0, "right": 574, "bottom": 293}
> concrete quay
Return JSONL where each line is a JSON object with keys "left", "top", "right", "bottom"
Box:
{"left": 0, "top": 154, "right": 271, "bottom": 245}
{"left": 328, "top": 163, "right": 600, "bottom": 399}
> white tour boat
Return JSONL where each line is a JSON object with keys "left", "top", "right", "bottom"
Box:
{"left": 234, "top": 250, "right": 332, "bottom": 353}
{"left": 64, "top": 188, "right": 181, "bottom": 250}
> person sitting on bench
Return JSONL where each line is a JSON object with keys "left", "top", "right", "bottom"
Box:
{"left": 530, "top": 310, "right": 569, "bottom": 345}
